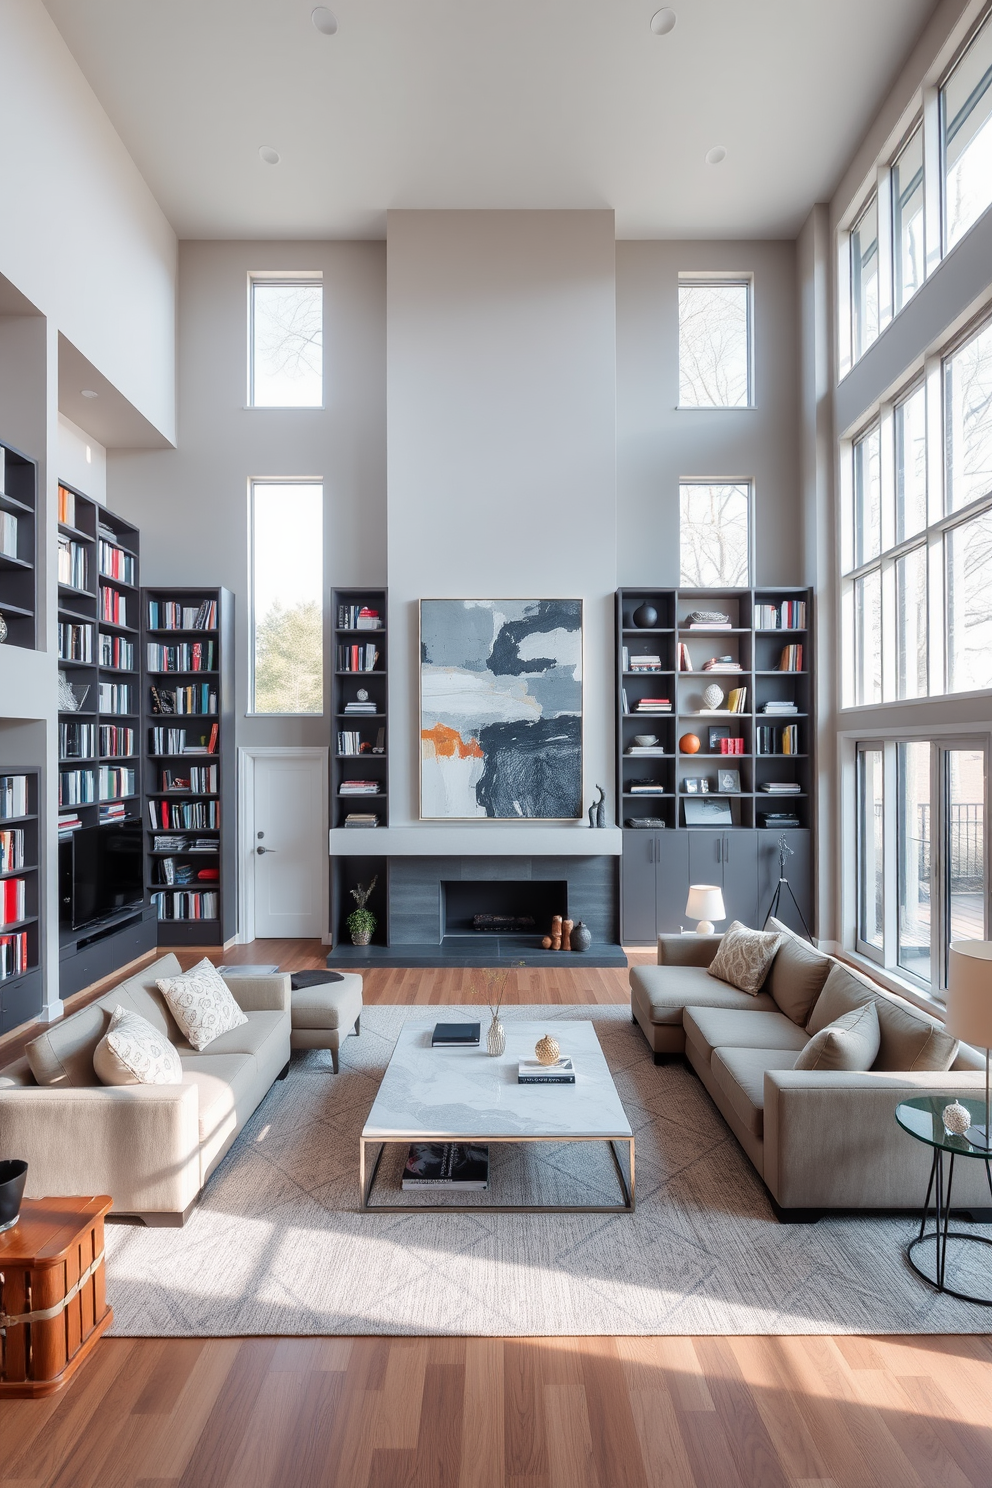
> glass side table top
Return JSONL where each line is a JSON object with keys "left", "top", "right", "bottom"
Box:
{"left": 895, "top": 1096, "right": 992, "bottom": 1158}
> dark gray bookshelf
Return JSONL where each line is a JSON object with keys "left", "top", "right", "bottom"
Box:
{"left": 0, "top": 439, "right": 38, "bottom": 650}
{"left": 331, "top": 587, "right": 387, "bottom": 831}
{"left": 0, "top": 767, "right": 42, "bottom": 1033}
{"left": 616, "top": 586, "right": 814, "bottom": 942}
{"left": 141, "top": 586, "right": 235, "bottom": 945}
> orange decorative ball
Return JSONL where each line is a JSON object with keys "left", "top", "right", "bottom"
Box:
{"left": 680, "top": 733, "right": 701, "bottom": 755}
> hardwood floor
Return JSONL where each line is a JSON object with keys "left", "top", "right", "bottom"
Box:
{"left": 3, "top": 939, "right": 992, "bottom": 1486}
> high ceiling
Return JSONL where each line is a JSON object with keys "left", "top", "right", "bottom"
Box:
{"left": 42, "top": 0, "right": 937, "bottom": 240}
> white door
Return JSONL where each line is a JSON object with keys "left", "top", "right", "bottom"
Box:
{"left": 251, "top": 751, "right": 326, "bottom": 937}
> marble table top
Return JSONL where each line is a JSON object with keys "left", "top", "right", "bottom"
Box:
{"left": 362, "top": 1020, "right": 633, "bottom": 1141}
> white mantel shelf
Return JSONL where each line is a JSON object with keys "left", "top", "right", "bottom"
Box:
{"left": 328, "top": 826, "right": 623, "bottom": 857}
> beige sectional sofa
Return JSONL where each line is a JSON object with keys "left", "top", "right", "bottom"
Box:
{"left": 630, "top": 924, "right": 990, "bottom": 1218}
{"left": 0, "top": 953, "right": 291, "bottom": 1225}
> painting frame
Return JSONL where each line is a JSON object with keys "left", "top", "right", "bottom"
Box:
{"left": 419, "top": 598, "right": 584, "bottom": 821}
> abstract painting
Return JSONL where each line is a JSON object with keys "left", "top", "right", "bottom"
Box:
{"left": 420, "top": 599, "right": 583, "bottom": 819}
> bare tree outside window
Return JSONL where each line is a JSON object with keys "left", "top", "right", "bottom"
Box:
{"left": 679, "top": 483, "right": 751, "bottom": 586}
{"left": 250, "top": 482, "right": 324, "bottom": 714}
{"left": 942, "top": 12, "right": 992, "bottom": 251}
{"left": 945, "top": 317, "right": 992, "bottom": 514}
{"left": 678, "top": 280, "right": 751, "bottom": 407}
{"left": 946, "top": 507, "right": 992, "bottom": 693}
{"left": 250, "top": 278, "right": 323, "bottom": 407}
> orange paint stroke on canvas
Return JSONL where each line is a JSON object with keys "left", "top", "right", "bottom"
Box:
{"left": 421, "top": 723, "right": 484, "bottom": 760}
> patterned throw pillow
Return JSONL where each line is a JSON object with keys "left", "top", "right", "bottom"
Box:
{"left": 707, "top": 920, "right": 783, "bottom": 996}
{"left": 93, "top": 1005, "right": 183, "bottom": 1086}
{"left": 156, "top": 958, "right": 248, "bottom": 1051}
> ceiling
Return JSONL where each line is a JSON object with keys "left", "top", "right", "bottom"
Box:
{"left": 42, "top": 0, "right": 937, "bottom": 241}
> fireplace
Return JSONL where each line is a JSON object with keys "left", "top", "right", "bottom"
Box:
{"left": 441, "top": 880, "right": 567, "bottom": 941}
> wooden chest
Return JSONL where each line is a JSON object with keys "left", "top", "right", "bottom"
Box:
{"left": 0, "top": 1195, "right": 113, "bottom": 1397}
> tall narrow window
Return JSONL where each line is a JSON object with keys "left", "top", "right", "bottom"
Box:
{"left": 858, "top": 746, "right": 885, "bottom": 953}
{"left": 679, "top": 482, "right": 751, "bottom": 586}
{"left": 946, "top": 506, "right": 992, "bottom": 692}
{"left": 892, "top": 124, "right": 925, "bottom": 312}
{"left": 678, "top": 278, "right": 752, "bottom": 407}
{"left": 942, "top": 11, "right": 992, "bottom": 252}
{"left": 895, "top": 545, "right": 928, "bottom": 699}
{"left": 895, "top": 383, "right": 928, "bottom": 541}
{"left": 853, "top": 424, "right": 882, "bottom": 566}
{"left": 854, "top": 569, "right": 882, "bottom": 705}
{"left": 897, "top": 741, "right": 931, "bottom": 979}
{"left": 250, "top": 482, "right": 323, "bottom": 714}
{"left": 249, "top": 275, "right": 323, "bottom": 407}
{"left": 851, "top": 195, "right": 880, "bottom": 361}
{"left": 944, "top": 316, "right": 992, "bottom": 515}
{"left": 946, "top": 749, "right": 987, "bottom": 961}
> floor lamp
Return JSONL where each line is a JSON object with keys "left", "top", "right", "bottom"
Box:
{"left": 761, "top": 833, "right": 813, "bottom": 943}
{"left": 946, "top": 940, "right": 992, "bottom": 1149}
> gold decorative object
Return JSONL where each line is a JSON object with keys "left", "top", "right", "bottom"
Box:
{"left": 535, "top": 1034, "right": 560, "bottom": 1066}
{"left": 550, "top": 914, "right": 562, "bottom": 951}
{"left": 561, "top": 918, "right": 573, "bottom": 951}
{"left": 541, "top": 936, "right": 552, "bottom": 949}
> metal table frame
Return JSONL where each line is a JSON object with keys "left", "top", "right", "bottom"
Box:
{"left": 907, "top": 1143, "right": 992, "bottom": 1307}
{"left": 359, "top": 1132, "right": 635, "bottom": 1214}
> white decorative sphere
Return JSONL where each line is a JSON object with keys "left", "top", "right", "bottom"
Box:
{"left": 702, "top": 683, "right": 724, "bottom": 710}
{"left": 943, "top": 1101, "right": 971, "bottom": 1136}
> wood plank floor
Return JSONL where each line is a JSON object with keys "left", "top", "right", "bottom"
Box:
{"left": 3, "top": 939, "right": 991, "bottom": 1486}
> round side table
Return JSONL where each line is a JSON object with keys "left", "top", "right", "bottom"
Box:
{"left": 895, "top": 1096, "right": 992, "bottom": 1306}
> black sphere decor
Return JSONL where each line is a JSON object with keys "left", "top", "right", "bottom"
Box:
{"left": 632, "top": 603, "right": 658, "bottom": 629}
{"left": 0, "top": 1158, "right": 28, "bottom": 1233}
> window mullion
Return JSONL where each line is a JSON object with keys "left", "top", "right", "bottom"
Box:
{"left": 922, "top": 84, "right": 943, "bottom": 272}
{"left": 882, "top": 740, "right": 899, "bottom": 969}
{"left": 931, "top": 743, "right": 946, "bottom": 992}
{"left": 876, "top": 166, "right": 894, "bottom": 333}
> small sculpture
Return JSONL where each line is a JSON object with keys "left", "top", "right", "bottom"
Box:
{"left": 588, "top": 784, "right": 607, "bottom": 827}
{"left": 550, "top": 914, "right": 562, "bottom": 951}
{"left": 535, "top": 1034, "right": 561, "bottom": 1065}
{"left": 561, "top": 918, "right": 573, "bottom": 951}
{"left": 632, "top": 603, "right": 658, "bottom": 629}
{"left": 571, "top": 921, "right": 592, "bottom": 952}
{"left": 702, "top": 683, "right": 725, "bottom": 709}
{"left": 541, "top": 935, "right": 552, "bottom": 949}
{"left": 943, "top": 1101, "right": 971, "bottom": 1136}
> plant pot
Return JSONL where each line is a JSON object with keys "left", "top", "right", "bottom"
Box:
{"left": 351, "top": 930, "right": 372, "bottom": 946}
{"left": 0, "top": 1159, "right": 28, "bottom": 1234}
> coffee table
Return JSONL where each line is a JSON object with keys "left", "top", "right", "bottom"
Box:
{"left": 360, "top": 1020, "right": 635, "bottom": 1213}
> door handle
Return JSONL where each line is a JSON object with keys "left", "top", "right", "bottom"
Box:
{"left": 256, "top": 846, "right": 278, "bottom": 855}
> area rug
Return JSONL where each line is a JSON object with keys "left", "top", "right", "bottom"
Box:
{"left": 104, "top": 1005, "right": 992, "bottom": 1335}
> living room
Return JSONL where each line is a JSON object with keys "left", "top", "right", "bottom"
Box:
{"left": 1, "top": 0, "right": 992, "bottom": 1481}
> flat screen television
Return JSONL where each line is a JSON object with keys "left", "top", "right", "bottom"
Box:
{"left": 59, "top": 822, "right": 144, "bottom": 932}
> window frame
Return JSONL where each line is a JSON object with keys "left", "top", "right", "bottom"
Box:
{"left": 676, "top": 273, "right": 755, "bottom": 410}
{"left": 248, "top": 477, "right": 326, "bottom": 717}
{"left": 677, "top": 477, "right": 754, "bottom": 587}
{"left": 939, "top": 7, "right": 992, "bottom": 256}
{"left": 247, "top": 270, "right": 324, "bottom": 410}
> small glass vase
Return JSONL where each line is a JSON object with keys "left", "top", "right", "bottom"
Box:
{"left": 486, "top": 1015, "right": 506, "bottom": 1057}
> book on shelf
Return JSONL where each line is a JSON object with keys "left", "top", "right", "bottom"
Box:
{"left": 98, "top": 540, "right": 135, "bottom": 586}
{"left": 339, "top": 781, "right": 381, "bottom": 795}
{"left": 718, "top": 738, "right": 745, "bottom": 755}
{"left": 57, "top": 484, "right": 76, "bottom": 527}
{"left": 0, "top": 776, "right": 29, "bottom": 820}
{"left": 628, "top": 781, "right": 666, "bottom": 794}
{"left": 98, "top": 765, "right": 136, "bottom": 800}
{"left": 756, "top": 600, "right": 806, "bottom": 630}
{"left": 702, "top": 656, "right": 741, "bottom": 672}
{"left": 159, "top": 764, "right": 218, "bottom": 793}
{"left": 0, "top": 876, "right": 27, "bottom": 927}
{"left": 100, "top": 586, "right": 127, "bottom": 626}
{"left": 518, "top": 1057, "right": 575, "bottom": 1084}
{"left": 759, "top": 811, "right": 801, "bottom": 828}
{"left": 147, "top": 641, "right": 215, "bottom": 672}
{"left": 150, "top": 682, "right": 218, "bottom": 715}
{"left": 635, "top": 699, "right": 671, "bottom": 712}
{"left": 432, "top": 1022, "right": 481, "bottom": 1046}
{"left": 58, "top": 814, "right": 83, "bottom": 834}
{"left": 57, "top": 536, "right": 87, "bottom": 590}
{"left": 760, "top": 782, "right": 802, "bottom": 793}
{"left": 0, "top": 930, "right": 30, "bottom": 980}
{"left": 58, "top": 621, "right": 94, "bottom": 663}
{"left": 99, "top": 802, "right": 127, "bottom": 824}
{"left": 625, "top": 746, "right": 666, "bottom": 756}
{"left": 687, "top": 621, "right": 732, "bottom": 629}
{"left": 100, "top": 633, "right": 134, "bottom": 670}
{"left": 336, "top": 643, "right": 380, "bottom": 672}
{"left": 148, "top": 799, "right": 220, "bottom": 830}
{"left": 778, "top": 644, "right": 803, "bottom": 671}
{"left": 152, "top": 834, "right": 218, "bottom": 853}
{"left": 337, "top": 602, "right": 382, "bottom": 630}
{"left": 343, "top": 812, "right": 379, "bottom": 826}
{"left": 59, "top": 769, "right": 95, "bottom": 806}
{"left": 60, "top": 721, "right": 96, "bottom": 759}
{"left": 98, "top": 725, "right": 135, "bottom": 757}
{"left": 625, "top": 816, "right": 667, "bottom": 828}
{"left": 97, "top": 681, "right": 133, "bottom": 715}
{"left": 151, "top": 889, "right": 219, "bottom": 921}
{"left": 677, "top": 643, "right": 693, "bottom": 671}
{"left": 628, "top": 654, "right": 662, "bottom": 671}
{"left": 401, "top": 1143, "right": 489, "bottom": 1191}
{"left": 726, "top": 687, "right": 748, "bottom": 714}
{"left": 760, "top": 701, "right": 798, "bottom": 714}
{"left": 343, "top": 702, "right": 378, "bottom": 714}
{"left": 756, "top": 724, "right": 799, "bottom": 756}
{"left": 147, "top": 598, "right": 217, "bottom": 630}
{"left": 0, "top": 510, "right": 18, "bottom": 560}
{"left": 0, "top": 828, "right": 25, "bottom": 873}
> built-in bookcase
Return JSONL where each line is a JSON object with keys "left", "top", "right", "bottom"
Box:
{"left": 141, "top": 586, "right": 235, "bottom": 945}
{"left": 0, "top": 768, "right": 41, "bottom": 1034}
{"left": 331, "top": 587, "right": 387, "bottom": 830}
{"left": 0, "top": 439, "right": 39, "bottom": 650}
{"left": 57, "top": 484, "right": 143, "bottom": 836}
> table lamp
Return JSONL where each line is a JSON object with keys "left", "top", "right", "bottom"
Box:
{"left": 685, "top": 884, "right": 725, "bottom": 935}
{"left": 946, "top": 940, "right": 992, "bottom": 1149}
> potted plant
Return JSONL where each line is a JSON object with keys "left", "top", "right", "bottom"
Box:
{"left": 346, "top": 876, "right": 378, "bottom": 945}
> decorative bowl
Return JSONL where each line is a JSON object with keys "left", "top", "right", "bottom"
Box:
{"left": 633, "top": 734, "right": 658, "bottom": 746}
{"left": 0, "top": 1159, "right": 28, "bottom": 1233}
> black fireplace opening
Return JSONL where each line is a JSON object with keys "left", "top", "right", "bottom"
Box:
{"left": 441, "top": 880, "right": 568, "bottom": 940}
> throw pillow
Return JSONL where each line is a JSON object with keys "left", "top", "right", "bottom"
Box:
{"left": 93, "top": 1005, "right": 183, "bottom": 1086}
{"left": 871, "top": 992, "right": 959, "bottom": 1072}
{"left": 156, "top": 958, "right": 248, "bottom": 1052}
{"left": 794, "top": 1001, "right": 880, "bottom": 1072}
{"left": 707, "top": 921, "right": 783, "bottom": 996}
{"left": 764, "top": 918, "right": 832, "bottom": 1027}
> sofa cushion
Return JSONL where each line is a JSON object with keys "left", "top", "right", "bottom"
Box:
{"left": 26, "top": 1001, "right": 117, "bottom": 1087}
{"left": 710, "top": 1047, "right": 801, "bottom": 1139}
{"left": 708, "top": 921, "right": 783, "bottom": 995}
{"left": 807, "top": 963, "right": 959, "bottom": 1072}
{"left": 630, "top": 964, "right": 776, "bottom": 1026}
{"left": 179, "top": 1053, "right": 260, "bottom": 1145}
{"left": 794, "top": 1002, "right": 880, "bottom": 1072}
{"left": 764, "top": 919, "right": 832, "bottom": 1027}
{"left": 158, "top": 958, "right": 249, "bottom": 1051}
{"left": 291, "top": 973, "right": 363, "bottom": 1031}
{"left": 683, "top": 1006, "right": 808, "bottom": 1067}
{"left": 93, "top": 1006, "right": 184, "bottom": 1086}
{"left": 111, "top": 953, "right": 185, "bottom": 1042}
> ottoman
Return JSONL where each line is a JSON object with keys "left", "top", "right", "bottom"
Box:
{"left": 289, "top": 971, "right": 363, "bottom": 1072}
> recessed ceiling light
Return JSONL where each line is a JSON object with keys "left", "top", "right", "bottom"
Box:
{"left": 259, "top": 146, "right": 281, "bottom": 166}
{"left": 705, "top": 146, "right": 727, "bottom": 166}
{"left": 650, "top": 8, "right": 676, "bottom": 35}
{"left": 311, "top": 6, "right": 337, "bottom": 34}
{"left": 81, "top": 389, "right": 98, "bottom": 399}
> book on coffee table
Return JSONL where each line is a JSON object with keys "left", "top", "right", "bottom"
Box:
{"left": 518, "top": 1058, "right": 576, "bottom": 1084}
{"left": 401, "top": 1143, "right": 489, "bottom": 1190}
{"left": 431, "top": 1022, "right": 481, "bottom": 1046}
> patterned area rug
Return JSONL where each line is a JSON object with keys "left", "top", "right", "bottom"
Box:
{"left": 104, "top": 1005, "right": 992, "bottom": 1335}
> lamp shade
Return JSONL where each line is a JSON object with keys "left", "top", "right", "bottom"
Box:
{"left": 946, "top": 941, "right": 992, "bottom": 1046}
{"left": 685, "top": 884, "right": 725, "bottom": 924}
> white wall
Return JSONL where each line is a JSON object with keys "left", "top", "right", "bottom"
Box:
{"left": 385, "top": 210, "right": 618, "bottom": 827}
{"left": 616, "top": 240, "right": 801, "bottom": 586}
{"left": 0, "top": 0, "right": 176, "bottom": 444}
{"left": 57, "top": 416, "right": 107, "bottom": 505}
